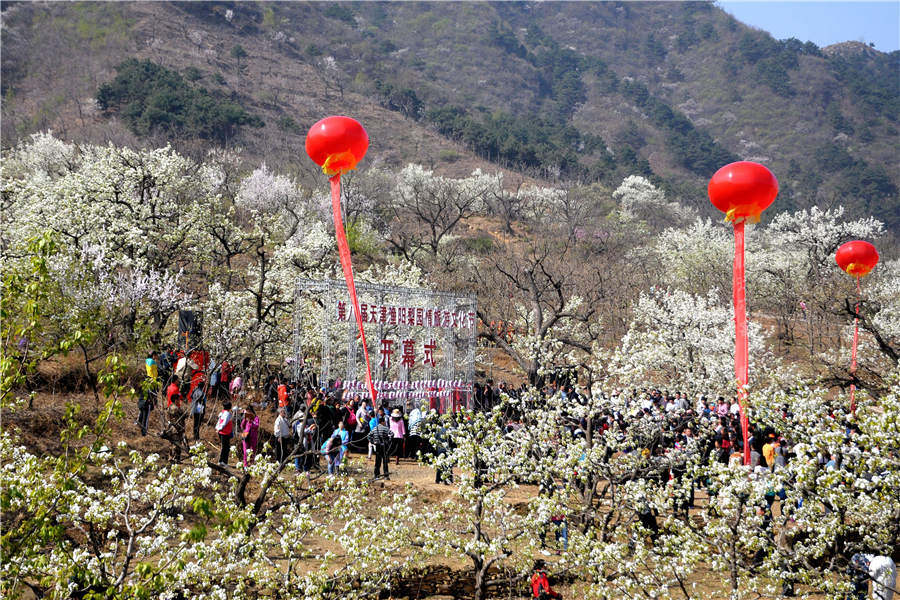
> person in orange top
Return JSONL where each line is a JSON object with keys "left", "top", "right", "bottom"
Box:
{"left": 762, "top": 434, "right": 777, "bottom": 469}
{"left": 278, "top": 383, "right": 289, "bottom": 409}
{"left": 531, "top": 560, "right": 562, "bottom": 599}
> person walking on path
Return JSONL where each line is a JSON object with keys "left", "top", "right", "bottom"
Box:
{"left": 389, "top": 408, "right": 406, "bottom": 466}
{"left": 274, "top": 407, "right": 291, "bottom": 463}
{"left": 294, "top": 418, "right": 317, "bottom": 473}
{"left": 322, "top": 431, "right": 342, "bottom": 475}
{"left": 166, "top": 375, "right": 182, "bottom": 409}
{"left": 407, "top": 402, "right": 424, "bottom": 459}
{"left": 368, "top": 409, "right": 382, "bottom": 459}
{"left": 165, "top": 375, "right": 186, "bottom": 461}
{"left": 137, "top": 352, "right": 158, "bottom": 436}
{"left": 334, "top": 419, "right": 349, "bottom": 463}
{"left": 137, "top": 387, "right": 154, "bottom": 436}
{"left": 189, "top": 384, "right": 206, "bottom": 440}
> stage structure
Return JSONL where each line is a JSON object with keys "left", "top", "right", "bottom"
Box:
{"left": 293, "top": 278, "right": 477, "bottom": 412}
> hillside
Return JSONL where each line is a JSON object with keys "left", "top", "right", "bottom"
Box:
{"left": 2, "top": 1, "right": 898, "bottom": 231}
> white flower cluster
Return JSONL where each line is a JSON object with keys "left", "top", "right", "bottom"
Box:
{"left": 613, "top": 175, "right": 697, "bottom": 226}
{"left": 3, "top": 366, "right": 900, "bottom": 598}
{"left": 235, "top": 163, "right": 300, "bottom": 214}
{"left": 611, "top": 287, "right": 770, "bottom": 396}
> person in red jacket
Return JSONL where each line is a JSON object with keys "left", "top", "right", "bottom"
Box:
{"left": 531, "top": 560, "right": 562, "bottom": 599}
{"left": 166, "top": 375, "right": 182, "bottom": 408}
{"left": 164, "top": 375, "right": 185, "bottom": 461}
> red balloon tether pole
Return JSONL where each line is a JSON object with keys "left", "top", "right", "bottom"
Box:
{"left": 849, "top": 275, "right": 860, "bottom": 414}
{"left": 732, "top": 221, "right": 751, "bottom": 466}
{"left": 330, "top": 175, "right": 378, "bottom": 405}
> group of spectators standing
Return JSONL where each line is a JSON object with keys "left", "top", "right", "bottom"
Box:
{"left": 521, "top": 384, "right": 895, "bottom": 600}
{"left": 136, "top": 353, "right": 894, "bottom": 600}
{"left": 138, "top": 347, "right": 448, "bottom": 480}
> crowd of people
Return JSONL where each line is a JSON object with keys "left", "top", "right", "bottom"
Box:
{"left": 137, "top": 347, "right": 448, "bottom": 480}
{"left": 135, "top": 349, "right": 895, "bottom": 600}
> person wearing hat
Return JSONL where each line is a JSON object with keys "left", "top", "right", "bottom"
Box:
{"left": 389, "top": 408, "right": 406, "bottom": 466}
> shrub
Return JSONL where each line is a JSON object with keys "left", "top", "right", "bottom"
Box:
{"left": 96, "top": 58, "right": 263, "bottom": 143}
{"left": 276, "top": 115, "right": 302, "bottom": 134}
{"left": 183, "top": 66, "right": 203, "bottom": 82}
{"left": 324, "top": 4, "right": 355, "bottom": 24}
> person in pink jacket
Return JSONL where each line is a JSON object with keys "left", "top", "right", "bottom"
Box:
{"left": 389, "top": 408, "right": 406, "bottom": 466}
{"left": 240, "top": 405, "right": 259, "bottom": 467}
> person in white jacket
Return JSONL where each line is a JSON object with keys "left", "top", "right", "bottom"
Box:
{"left": 407, "top": 403, "right": 425, "bottom": 458}
{"left": 852, "top": 553, "right": 897, "bottom": 600}
{"left": 274, "top": 407, "right": 291, "bottom": 463}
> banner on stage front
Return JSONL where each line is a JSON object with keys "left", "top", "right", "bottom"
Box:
{"left": 293, "top": 278, "right": 476, "bottom": 410}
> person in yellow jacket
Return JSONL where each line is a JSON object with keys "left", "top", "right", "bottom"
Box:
{"left": 762, "top": 433, "right": 777, "bottom": 469}
{"left": 145, "top": 351, "right": 159, "bottom": 380}
{"left": 137, "top": 352, "right": 159, "bottom": 436}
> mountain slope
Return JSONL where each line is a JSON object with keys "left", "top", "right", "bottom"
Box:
{"left": 2, "top": 1, "right": 898, "bottom": 231}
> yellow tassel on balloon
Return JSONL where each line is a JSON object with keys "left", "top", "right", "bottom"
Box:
{"left": 845, "top": 262, "right": 873, "bottom": 277}
{"left": 724, "top": 207, "right": 762, "bottom": 225}
{"left": 322, "top": 150, "right": 360, "bottom": 176}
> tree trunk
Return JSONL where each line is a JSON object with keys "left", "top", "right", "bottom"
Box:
{"left": 80, "top": 343, "right": 100, "bottom": 405}
{"left": 582, "top": 415, "right": 596, "bottom": 531}
{"left": 472, "top": 559, "right": 487, "bottom": 600}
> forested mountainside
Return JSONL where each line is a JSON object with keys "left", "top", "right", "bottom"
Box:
{"left": 2, "top": 1, "right": 898, "bottom": 231}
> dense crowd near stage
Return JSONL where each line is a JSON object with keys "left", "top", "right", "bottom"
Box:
{"left": 136, "top": 346, "right": 895, "bottom": 600}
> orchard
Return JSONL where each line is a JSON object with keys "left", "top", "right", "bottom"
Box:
{"left": 2, "top": 131, "right": 898, "bottom": 599}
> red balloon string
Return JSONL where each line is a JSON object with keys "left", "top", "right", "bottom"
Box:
{"left": 850, "top": 275, "right": 860, "bottom": 413}
{"left": 732, "top": 221, "right": 751, "bottom": 466}
{"left": 330, "top": 175, "right": 378, "bottom": 404}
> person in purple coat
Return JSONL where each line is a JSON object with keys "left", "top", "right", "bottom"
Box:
{"left": 241, "top": 405, "right": 260, "bottom": 467}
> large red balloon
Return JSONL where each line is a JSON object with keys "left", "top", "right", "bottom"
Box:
{"left": 836, "top": 240, "right": 879, "bottom": 277}
{"left": 305, "top": 116, "right": 369, "bottom": 176}
{"left": 708, "top": 161, "right": 778, "bottom": 223}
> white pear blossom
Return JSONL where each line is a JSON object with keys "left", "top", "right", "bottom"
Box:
{"left": 235, "top": 163, "right": 300, "bottom": 213}
{"left": 611, "top": 287, "right": 771, "bottom": 396}
{"left": 613, "top": 175, "right": 697, "bottom": 226}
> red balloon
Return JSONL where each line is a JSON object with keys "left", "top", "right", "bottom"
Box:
{"left": 836, "top": 240, "right": 879, "bottom": 277}
{"left": 305, "top": 116, "right": 369, "bottom": 176}
{"left": 708, "top": 161, "right": 778, "bottom": 224}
